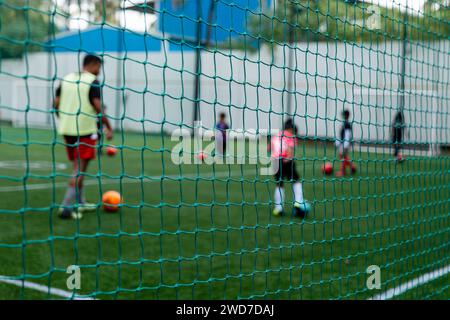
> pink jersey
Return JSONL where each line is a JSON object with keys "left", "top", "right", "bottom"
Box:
{"left": 271, "top": 130, "right": 297, "bottom": 159}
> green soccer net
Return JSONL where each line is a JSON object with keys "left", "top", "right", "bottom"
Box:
{"left": 0, "top": 0, "right": 449, "bottom": 300}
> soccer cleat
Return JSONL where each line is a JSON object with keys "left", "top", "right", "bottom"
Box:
{"left": 78, "top": 202, "right": 97, "bottom": 213}
{"left": 294, "top": 201, "right": 311, "bottom": 219}
{"left": 272, "top": 208, "right": 283, "bottom": 217}
{"left": 58, "top": 209, "right": 83, "bottom": 220}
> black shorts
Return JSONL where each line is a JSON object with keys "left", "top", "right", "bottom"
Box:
{"left": 274, "top": 159, "right": 300, "bottom": 183}
{"left": 392, "top": 129, "right": 403, "bottom": 144}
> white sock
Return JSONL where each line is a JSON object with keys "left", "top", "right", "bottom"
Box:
{"left": 76, "top": 187, "right": 86, "bottom": 204}
{"left": 274, "top": 186, "right": 284, "bottom": 211}
{"left": 293, "top": 182, "right": 304, "bottom": 204}
{"left": 62, "top": 186, "right": 76, "bottom": 207}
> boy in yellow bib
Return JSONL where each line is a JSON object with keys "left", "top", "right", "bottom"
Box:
{"left": 55, "top": 55, "right": 113, "bottom": 219}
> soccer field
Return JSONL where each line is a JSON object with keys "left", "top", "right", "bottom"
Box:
{"left": 0, "top": 125, "right": 448, "bottom": 300}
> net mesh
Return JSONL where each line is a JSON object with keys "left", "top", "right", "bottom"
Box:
{"left": 0, "top": 0, "right": 449, "bottom": 300}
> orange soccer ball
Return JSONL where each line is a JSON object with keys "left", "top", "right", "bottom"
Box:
{"left": 102, "top": 191, "right": 122, "bottom": 212}
{"left": 197, "top": 151, "right": 207, "bottom": 162}
{"left": 106, "top": 146, "right": 117, "bottom": 157}
{"left": 322, "top": 162, "right": 333, "bottom": 175}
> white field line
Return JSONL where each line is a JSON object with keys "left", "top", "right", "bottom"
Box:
{"left": 369, "top": 264, "right": 450, "bottom": 300}
{"left": 0, "top": 169, "right": 254, "bottom": 299}
{"left": 0, "top": 276, "right": 95, "bottom": 300}
{"left": 353, "top": 144, "right": 430, "bottom": 157}
{"left": 0, "top": 169, "right": 256, "bottom": 193}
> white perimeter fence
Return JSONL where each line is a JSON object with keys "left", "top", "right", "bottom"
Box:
{"left": 1, "top": 41, "right": 449, "bottom": 149}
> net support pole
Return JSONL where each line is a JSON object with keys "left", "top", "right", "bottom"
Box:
{"left": 192, "top": 0, "right": 216, "bottom": 137}
{"left": 192, "top": 0, "right": 203, "bottom": 137}
{"left": 286, "top": 5, "right": 301, "bottom": 121}
{"left": 115, "top": 28, "right": 124, "bottom": 132}
{"left": 205, "top": 0, "right": 216, "bottom": 48}
{"left": 286, "top": 24, "right": 294, "bottom": 117}
{"left": 46, "top": 1, "right": 54, "bottom": 128}
{"left": 398, "top": 6, "right": 408, "bottom": 114}
{"left": 397, "top": 2, "right": 408, "bottom": 156}
{"left": 429, "top": 40, "right": 442, "bottom": 156}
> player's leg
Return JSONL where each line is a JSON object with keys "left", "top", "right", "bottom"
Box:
{"left": 393, "top": 131, "right": 399, "bottom": 157}
{"left": 59, "top": 136, "right": 97, "bottom": 219}
{"left": 59, "top": 137, "right": 82, "bottom": 219}
{"left": 292, "top": 182, "right": 303, "bottom": 205}
{"left": 77, "top": 136, "right": 98, "bottom": 212}
{"left": 335, "top": 140, "right": 344, "bottom": 176}
{"left": 59, "top": 160, "right": 83, "bottom": 219}
{"left": 273, "top": 159, "right": 284, "bottom": 216}
{"left": 273, "top": 181, "right": 285, "bottom": 216}
{"left": 345, "top": 150, "right": 357, "bottom": 174}
{"left": 335, "top": 140, "right": 347, "bottom": 177}
{"left": 337, "top": 148, "right": 356, "bottom": 176}
{"left": 61, "top": 159, "right": 94, "bottom": 216}
{"left": 76, "top": 158, "right": 96, "bottom": 210}
{"left": 336, "top": 149, "right": 346, "bottom": 177}
{"left": 393, "top": 140, "right": 398, "bottom": 157}
{"left": 393, "top": 143, "right": 400, "bottom": 159}
{"left": 396, "top": 130, "right": 404, "bottom": 162}
{"left": 291, "top": 162, "right": 310, "bottom": 218}
{"left": 223, "top": 139, "right": 227, "bottom": 158}
{"left": 215, "top": 131, "right": 224, "bottom": 157}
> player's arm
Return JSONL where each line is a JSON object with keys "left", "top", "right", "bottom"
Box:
{"left": 54, "top": 85, "right": 61, "bottom": 117}
{"left": 91, "top": 97, "right": 113, "bottom": 140}
{"left": 89, "top": 81, "right": 113, "bottom": 140}
{"left": 294, "top": 134, "right": 300, "bottom": 146}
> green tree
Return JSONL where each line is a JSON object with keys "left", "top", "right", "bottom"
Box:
{"left": 93, "top": 0, "right": 120, "bottom": 25}
{"left": 0, "top": 0, "right": 56, "bottom": 59}
{"left": 247, "top": 0, "right": 444, "bottom": 46}
{"left": 52, "top": 0, "right": 120, "bottom": 30}
{"left": 422, "top": 0, "right": 450, "bottom": 39}
{"left": 249, "top": 0, "right": 320, "bottom": 47}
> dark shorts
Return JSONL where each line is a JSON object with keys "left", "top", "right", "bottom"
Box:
{"left": 274, "top": 159, "right": 300, "bottom": 183}
{"left": 392, "top": 129, "right": 403, "bottom": 143}
{"left": 64, "top": 135, "right": 97, "bottom": 161}
{"left": 215, "top": 134, "right": 227, "bottom": 155}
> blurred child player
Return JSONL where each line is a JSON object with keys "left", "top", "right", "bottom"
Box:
{"left": 215, "top": 112, "right": 229, "bottom": 158}
{"left": 391, "top": 111, "right": 406, "bottom": 162}
{"left": 55, "top": 54, "right": 113, "bottom": 219}
{"left": 335, "top": 109, "right": 356, "bottom": 177}
{"left": 271, "top": 119, "right": 310, "bottom": 218}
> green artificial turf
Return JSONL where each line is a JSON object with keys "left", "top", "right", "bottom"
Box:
{"left": 0, "top": 125, "right": 448, "bottom": 299}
